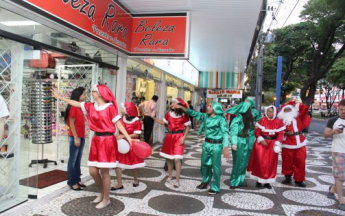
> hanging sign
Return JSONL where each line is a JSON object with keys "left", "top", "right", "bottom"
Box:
{"left": 9, "top": 0, "right": 190, "bottom": 58}
{"left": 207, "top": 89, "right": 243, "bottom": 99}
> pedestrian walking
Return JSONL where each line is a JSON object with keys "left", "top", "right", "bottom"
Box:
{"left": 139, "top": 95, "right": 158, "bottom": 144}
{"left": 324, "top": 99, "right": 345, "bottom": 211}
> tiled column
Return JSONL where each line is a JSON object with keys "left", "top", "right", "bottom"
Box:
{"left": 153, "top": 72, "right": 166, "bottom": 143}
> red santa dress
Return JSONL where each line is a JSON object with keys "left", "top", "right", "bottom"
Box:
{"left": 278, "top": 102, "right": 311, "bottom": 182}
{"left": 160, "top": 111, "right": 191, "bottom": 159}
{"left": 81, "top": 102, "right": 121, "bottom": 168}
{"left": 117, "top": 116, "right": 146, "bottom": 169}
{"left": 247, "top": 105, "right": 285, "bottom": 183}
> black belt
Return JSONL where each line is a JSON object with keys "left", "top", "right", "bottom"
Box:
{"left": 287, "top": 131, "right": 302, "bottom": 136}
{"left": 205, "top": 138, "right": 223, "bottom": 144}
{"left": 262, "top": 135, "right": 277, "bottom": 140}
{"left": 95, "top": 132, "right": 114, "bottom": 136}
{"left": 167, "top": 130, "right": 184, "bottom": 134}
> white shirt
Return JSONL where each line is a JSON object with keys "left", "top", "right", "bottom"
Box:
{"left": 0, "top": 95, "right": 9, "bottom": 118}
{"left": 327, "top": 116, "right": 345, "bottom": 153}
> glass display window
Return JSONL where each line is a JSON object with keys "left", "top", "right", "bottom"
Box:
{"left": 135, "top": 77, "right": 156, "bottom": 102}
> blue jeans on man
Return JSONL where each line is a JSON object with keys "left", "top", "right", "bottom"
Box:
{"left": 67, "top": 136, "right": 85, "bottom": 186}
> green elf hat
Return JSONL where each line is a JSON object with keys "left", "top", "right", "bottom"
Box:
{"left": 226, "top": 102, "right": 251, "bottom": 115}
{"left": 211, "top": 101, "right": 224, "bottom": 115}
{"left": 245, "top": 97, "right": 256, "bottom": 109}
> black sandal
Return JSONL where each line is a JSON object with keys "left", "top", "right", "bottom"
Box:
{"left": 70, "top": 185, "right": 82, "bottom": 191}
{"left": 78, "top": 183, "right": 87, "bottom": 188}
{"left": 133, "top": 181, "right": 139, "bottom": 187}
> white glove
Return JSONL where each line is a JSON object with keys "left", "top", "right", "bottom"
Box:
{"left": 232, "top": 145, "right": 237, "bottom": 151}
{"left": 273, "top": 145, "right": 281, "bottom": 153}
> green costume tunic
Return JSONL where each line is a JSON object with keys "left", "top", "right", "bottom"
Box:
{"left": 245, "top": 98, "right": 261, "bottom": 151}
{"left": 186, "top": 102, "right": 229, "bottom": 192}
{"left": 227, "top": 102, "right": 255, "bottom": 187}
{"left": 197, "top": 121, "right": 205, "bottom": 136}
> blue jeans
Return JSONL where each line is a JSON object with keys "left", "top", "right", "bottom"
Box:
{"left": 67, "top": 136, "right": 85, "bottom": 186}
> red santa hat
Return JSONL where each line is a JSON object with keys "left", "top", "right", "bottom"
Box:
{"left": 265, "top": 105, "right": 278, "bottom": 119}
{"left": 277, "top": 101, "right": 298, "bottom": 123}
{"left": 92, "top": 84, "right": 118, "bottom": 110}
{"left": 121, "top": 102, "right": 138, "bottom": 117}
{"left": 172, "top": 98, "right": 187, "bottom": 108}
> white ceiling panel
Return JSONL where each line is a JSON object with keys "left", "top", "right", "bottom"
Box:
{"left": 119, "top": 0, "right": 263, "bottom": 73}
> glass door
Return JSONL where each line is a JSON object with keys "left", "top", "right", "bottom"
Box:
{"left": 0, "top": 37, "right": 30, "bottom": 213}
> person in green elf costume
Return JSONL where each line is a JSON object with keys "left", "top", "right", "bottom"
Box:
{"left": 226, "top": 102, "right": 255, "bottom": 189}
{"left": 172, "top": 101, "right": 230, "bottom": 195}
{"left": 245, "top": 98, "right": 262, "bottom": 152}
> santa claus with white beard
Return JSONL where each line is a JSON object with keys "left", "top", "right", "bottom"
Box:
{"left": 277, "top": 101, "right": 311, "bottom": 187}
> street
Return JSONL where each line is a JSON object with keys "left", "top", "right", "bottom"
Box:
{"left": 309, "top": 118, "right": 329, "bottom": 134}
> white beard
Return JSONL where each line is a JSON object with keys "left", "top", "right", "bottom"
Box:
{"left": 277, "top": 109, "right": 298, "bottom": 126}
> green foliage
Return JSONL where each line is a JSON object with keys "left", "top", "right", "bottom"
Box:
{"left": 326, "top": 56, "right": 345, "bottom": 87}
{"left": 261, "top": 0, "right": 345, "bottom": 106}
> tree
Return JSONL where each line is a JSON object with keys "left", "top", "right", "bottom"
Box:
{"left": 326, "top": 56, "right": 345, "bottom": 99}
{"left": 299, "top": 0, "right": 345, "bottom": 106}
{"left": 262, "top": 23, "right": 311, "bottom": 103}
{"left": 319, "top": 79, "right": 340, "bottom": 114}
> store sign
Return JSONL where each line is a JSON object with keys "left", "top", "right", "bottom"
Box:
{"left": 143, "top": 59, "right": 199, "bottom": 86}
{"left": 207, "top": 89, "right": 243, "bottom": 99}
{"left": 10, "top": 0, "right": 189, "bottom": 58}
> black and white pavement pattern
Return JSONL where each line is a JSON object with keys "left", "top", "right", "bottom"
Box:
{"left": 19, "top": 131, "right": 345, "bottom": 216}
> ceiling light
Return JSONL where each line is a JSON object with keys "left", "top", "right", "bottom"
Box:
{"left": 0, "top": 21, "right": 41, "bottom": 26}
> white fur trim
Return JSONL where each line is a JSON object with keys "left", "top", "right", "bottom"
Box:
{"left": 94, "top": 102, "right": 112, "bottom": 111}
{"left": 295, "top": 103, "right": 300, "bottom": 112}
{"left": 292, "top": 119, "right": 301, "bottom": 144}
{"left": 80, "top": 102, "right": 87, "bottom": 115}
{"left": 92, "top": 84, "right": 99, "bottom": 92}
{"left": 265, "top": 105, "right": 277, "bottom": 119}
{"left": 112, "top": 115, "right": 121, "bottom": 123}
{"left": 134, "top": 130, "right": 142, "bottom": 134}
{"left": 159, "top": 152, "right": 184, "bottom": 159}
{"left": 163, "top": 118, "right": 168, "bottom": 124}
{"left": 257, "top": 136, "right": 264, "bottom": 143}
{"left": 169, "top": 111, "right": 183, "bottom": 118}
{"left": 87, "top": 161, "right": 118, "bottom": 168}
{"left": 117, "top": 162, "right": 146, "bottom": 169}
{"left": 123, "top": 117, "right": 139, "bottom": 124}
{"left": 274, "top": 141, "right": 281, "bottom": 147}
{"left": 256, "top": 123, "right": 286, "bottom": 134}
{"left": 184, "top": 121, "right": 191, "bottom": 126}
{"left": 249, "top": 172, "right": 276, "bottom": 183}
{"left": 282, "top": 139, "right": 307, "bottom": 149}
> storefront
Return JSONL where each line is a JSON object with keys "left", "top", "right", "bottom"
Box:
{"left": 0, "top": 5, "right": 121, "bottom": 213}
{"left": 126, "top": 59, "right": 162, "bottom": 106}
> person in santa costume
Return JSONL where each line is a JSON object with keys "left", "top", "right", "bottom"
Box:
{"left": 52, "top": 85, "right": 132, "bottom": 209}
{"left": 226, "top": 102, "right": 255, "bottom": 189}
{"left": 111, "top": 102, "right": 145, "bottom": 191}
{"left": 152, "top": 98, "right": 191, "bottom": 188}
{"left": 247, "top": 105, "right": 286, "bottom": 189}
{"left": 173, "top": 101, "right": 230, "bottom": 195}
{"left": 277, "top": 101, "right": 311, "bottom": 187}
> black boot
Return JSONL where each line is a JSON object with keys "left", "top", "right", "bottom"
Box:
{"left": 295, "top": 181, "right": 306, "bottom": 188}
{"left": 163, "top": 164, "right": 168, "bottom": 171}
{"left": 282, "top": 175, "right": 292, "bottom": 184}
{"left": 264, "top": 183, "right": 272, "bottom": 189}
{"left": 255, "top": 182, "right": 262, "bottom": 187}
{"left": 196, "top": 182, "right": 209, "bottom": 189}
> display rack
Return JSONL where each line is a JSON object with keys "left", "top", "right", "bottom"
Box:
{"left": 28, "top": 79, "right": 57, "bottom": 168}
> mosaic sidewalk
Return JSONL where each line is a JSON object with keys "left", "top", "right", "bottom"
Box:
{"left": 19, "top": 131, "right": 345, "bottom": 216}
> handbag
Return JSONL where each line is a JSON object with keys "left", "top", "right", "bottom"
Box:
{"left": 29, "top": 50, "right": 55, "bottom": 68}
{"left": 93, "top": 51, "right": 102, "bottom": 62}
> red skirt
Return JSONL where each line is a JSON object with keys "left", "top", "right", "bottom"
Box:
{"left": 160, "top": 133, "right": 185, "bottom": 159}
{"left": 247, "top": 139, "right": 278, "bottom": 183}
{"left": 117, "top": 147, "right": 146, "bottom": 169}
{"left": 88, "top": 135, "right": 118, "bottom": 168}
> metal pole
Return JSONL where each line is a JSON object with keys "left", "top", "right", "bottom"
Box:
{"left": 255, "top": 46, "right": 264, "bottom": 110}
{"left": 276, "top": 56, "right": 283, "bottom": 110}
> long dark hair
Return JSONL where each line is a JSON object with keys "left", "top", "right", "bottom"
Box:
{"left": 64, "top": 87, "right": 85, "bottom": 124}
{"left": 241, "top": 107, "right": 254, "bottom": 136}
{"left": 125, "top": 114, "right": 136, "bottom": 121}
{"left": 172, "top": 103, "right": 184, "bottom": 116}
